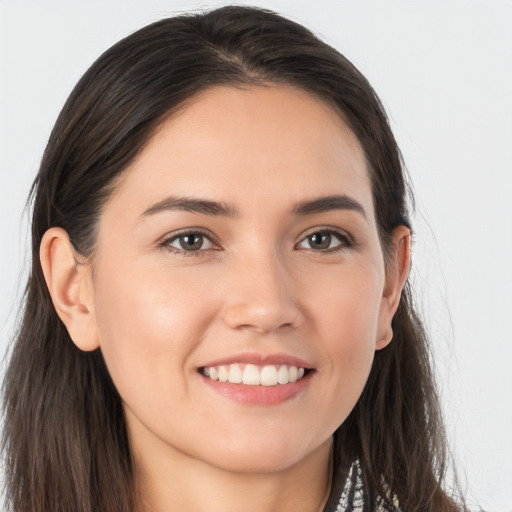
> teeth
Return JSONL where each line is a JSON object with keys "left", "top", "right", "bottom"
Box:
{"left": 277, "top": 365, "right": 289, "bottom": 385}
{"left": 243, "top": 364, "right": 260, "bottom": 385}
{"left": 218, "top": 366, "right": 228, "bottom": 382}
{"left": 229, "top": 364, "right": 243, "bottom": 383}
{"left": 260, "top": 365, "right": 278, "bottom": 386}
{"left": 201, "top": 363, "right": 308, "bottom": 386}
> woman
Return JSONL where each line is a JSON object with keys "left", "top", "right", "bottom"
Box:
{"left": 1, "top": 6, "right": 464, "bottom": 511}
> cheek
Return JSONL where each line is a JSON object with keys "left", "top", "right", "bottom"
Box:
{"left": 91, "top": 257, "right": 217, "bottom": 397}
{"left": 305, "top": 263, "right": 383, "bottom": 419}
{"left": 312, "top": 264, "right": 383, "bottom": 351}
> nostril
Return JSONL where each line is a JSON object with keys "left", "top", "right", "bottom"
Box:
{"left": 233, "top": 322, "right": 293, "bottom": 333}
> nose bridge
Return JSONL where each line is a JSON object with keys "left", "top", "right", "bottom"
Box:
{"left": 222, "top": 243, "right": 302, "bottom": 333}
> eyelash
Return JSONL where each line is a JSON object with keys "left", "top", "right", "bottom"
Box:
{"left": 158, "top": 229, "right": 220, "bottom": 257}
{"left": 159, "top": 228, "right": 353, "bottom": 256}
{"left": 295, "top": 228, "right": 353, "bottom": 253}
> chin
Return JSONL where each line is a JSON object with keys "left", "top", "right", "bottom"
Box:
{"left": 197, "top": 433, "right": 328, "bottom": 475}
{"left": 209, "top": 451, "right": 305, "bottom": 474}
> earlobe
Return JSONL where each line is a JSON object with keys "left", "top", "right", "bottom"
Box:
{"left": 376, "top": 225, "right": 411, "bottom": 350}
{"left": 40, "top": 227, "right": 100, "bottom": 352}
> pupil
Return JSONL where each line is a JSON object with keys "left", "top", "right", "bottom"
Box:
{"left": 310, "top": 232, "right": 330, "bottom": 249}
{"left": 181, "top": 234, "right": 202, "bottom": 250}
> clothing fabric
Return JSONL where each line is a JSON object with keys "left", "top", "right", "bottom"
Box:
{"left": 323, "top": 461, "right": 401, "bottom": 512}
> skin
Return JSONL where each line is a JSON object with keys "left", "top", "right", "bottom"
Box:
{"left": 41, "top": 85, "right": 410, "bottom": 512}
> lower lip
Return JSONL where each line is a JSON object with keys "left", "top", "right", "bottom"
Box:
{"left": 201, "top": 372, "right": 313, "bottom": 406}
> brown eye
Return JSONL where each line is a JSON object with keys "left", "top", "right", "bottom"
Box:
{"left": 178, "top": 233, "right": 204, "bottom": 251}
{"left": 308, "top": 232, "right": 332, "bottom": 250}
{"left": 297, "top": 230, "right": 350, "bottom": 252}
{"left": 165, "top": 232, "right": 215, "bottom": 253}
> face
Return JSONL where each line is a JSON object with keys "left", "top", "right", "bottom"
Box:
{"left": 82, "top": 85, "right": 403, "bottom": 474}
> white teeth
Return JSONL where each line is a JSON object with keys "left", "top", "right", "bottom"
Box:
{"left": 202, "top": 363, "right": 308, "bottom": 386}
{"left": 260, "top": 365, "right": 278, "bottom": 386}
{"left": 243, "top": 364, "right": 261, "bottom": 385}
{"left": 218, "top": 366, "right": 228, "bottom": 382}
{"left": 277, "top": 365, "right": 289, "bottom": 385}
{"left": 228, "top": 363, "right": 243, "bottom": 383}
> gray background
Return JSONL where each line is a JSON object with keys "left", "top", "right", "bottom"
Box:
{"left": 1, "top": 1, "right": 511, "bottom": 509}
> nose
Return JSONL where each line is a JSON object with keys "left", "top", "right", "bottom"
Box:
{"left": 221, "top": 250, "right": 304, "bottom": 334}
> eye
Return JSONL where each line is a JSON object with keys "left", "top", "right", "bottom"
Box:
{"left": 162, "top": 231, "right": 217, "bottom": 254}
{"left": 296, "top": 229, "right": 351, "bottom": 252}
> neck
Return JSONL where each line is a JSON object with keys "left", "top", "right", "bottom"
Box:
{"left": 133, "top": 435, "right": 333, "bottom": 512}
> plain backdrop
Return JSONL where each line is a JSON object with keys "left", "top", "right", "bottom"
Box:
{"left": 0, "top": 1, "right": 511, "bottom": 510}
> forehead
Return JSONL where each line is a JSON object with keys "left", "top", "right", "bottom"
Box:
{"left": 107, "top": 85, "right": 373, "bottom": 219}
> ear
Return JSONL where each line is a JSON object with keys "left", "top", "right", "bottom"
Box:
{"left": 40, "top": 227, "right": 100, "bottom": 352}
{"left": 376, "top": 225, "right": 411, "bottom": 350}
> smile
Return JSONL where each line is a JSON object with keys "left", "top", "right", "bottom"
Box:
{"left": 200, "top": 363, "right": 306, "bottom": 386}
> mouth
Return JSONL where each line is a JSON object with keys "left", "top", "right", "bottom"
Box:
{"left": 197, "top": 353, "right": 315, "bottom": 405}
{"left": 199, "top": 363, "right": 312, "bottom": 386}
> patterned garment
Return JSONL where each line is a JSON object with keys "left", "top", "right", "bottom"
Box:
{"left": 324, "top": 461, "right": 401, "bottom": 512}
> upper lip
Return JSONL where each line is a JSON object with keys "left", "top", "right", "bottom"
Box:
{"left": 200, "top": 352, "right": 314, "bottom": 369}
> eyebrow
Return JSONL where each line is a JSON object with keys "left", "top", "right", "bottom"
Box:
{"left": 293, "top": 194, "right": 367, "bottom": 219}
{"left": 141, "top": 196, "right": 239, "bottom": 218}
{"left": 140, "top": 193, "right": 366, "bottom": 220}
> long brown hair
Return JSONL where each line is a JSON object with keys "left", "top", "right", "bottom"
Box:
{"left": 2, "top": 6, "right": 463, "bottom": 511}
